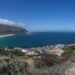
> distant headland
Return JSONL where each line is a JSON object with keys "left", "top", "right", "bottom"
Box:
{"left": 0, "top": 24, "right": 28, "bottom": 37}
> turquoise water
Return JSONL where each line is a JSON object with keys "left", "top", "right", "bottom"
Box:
{"left": 0, "top": 32, "right": 75, "bottom": 48}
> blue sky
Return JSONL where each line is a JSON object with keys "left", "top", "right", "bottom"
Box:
{"left": 0, "top": 0, "right": 75, "bottom": 32}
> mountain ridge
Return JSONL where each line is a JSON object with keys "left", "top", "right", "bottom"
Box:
{"left": 0, "top": 24, "right": 27, "bottom": 35}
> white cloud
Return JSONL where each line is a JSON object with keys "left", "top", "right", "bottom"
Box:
{"left": 0, "top": 19, "right": 25, "bottom": 27}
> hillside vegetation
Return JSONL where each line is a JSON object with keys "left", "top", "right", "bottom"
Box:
{"left": 0, "top": 46, "right": 75, "bottom": 75}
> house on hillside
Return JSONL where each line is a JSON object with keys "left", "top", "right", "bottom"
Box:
{"left": 50, "top": 47, "right": 64, "bottom": 56}
{"left": 55, "top": 44, "right": 64, "bottom": 48}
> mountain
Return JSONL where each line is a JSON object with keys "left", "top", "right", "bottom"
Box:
{"left": 0, "top": 24, "right": 27, "bottom": 35}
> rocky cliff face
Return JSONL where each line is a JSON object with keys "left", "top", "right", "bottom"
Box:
{"left": 0, "top": 24, "right": 27, "bottom": 35}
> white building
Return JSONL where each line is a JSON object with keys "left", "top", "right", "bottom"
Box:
{"left": 21, "top": 49, "right": 28, "bottom": 53}
{"left": 26, "top": 51, "right": 38, "bottom": 56}
{"left": 14, "top": 47, "right": 28, "bottom": 53}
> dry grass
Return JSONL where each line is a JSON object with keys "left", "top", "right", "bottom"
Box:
{"left": 0, "top": 50, "right": 75, "bottom": 75}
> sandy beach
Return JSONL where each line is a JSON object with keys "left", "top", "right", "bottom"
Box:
{"left": 0, "top": 34, "right": 15, "bottom": 38}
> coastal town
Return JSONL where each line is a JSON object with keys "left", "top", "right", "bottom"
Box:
{"left": 3, "top": 44, "right": 75, "bottom": 57}
{"left": 3, "top": 44, "right": 64, "bottom": 56}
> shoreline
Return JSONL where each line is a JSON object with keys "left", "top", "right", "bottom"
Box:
{"left": 0, "top": 34, "right": 15, "bottom": 38}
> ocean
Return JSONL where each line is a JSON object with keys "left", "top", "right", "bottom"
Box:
{"left": 0, "top": 32, "right": 75, "bottom": 48}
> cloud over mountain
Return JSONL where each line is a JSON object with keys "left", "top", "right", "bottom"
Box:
{"left": 0, "top": 19, "right": 25, "bottom": 27}
{"left": 0, "top": 19, "right": 27, "bottom": 35}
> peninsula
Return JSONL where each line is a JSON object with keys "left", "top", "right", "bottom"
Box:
{"left": 0, "top": 24, "right": 28, "bottom": 38}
